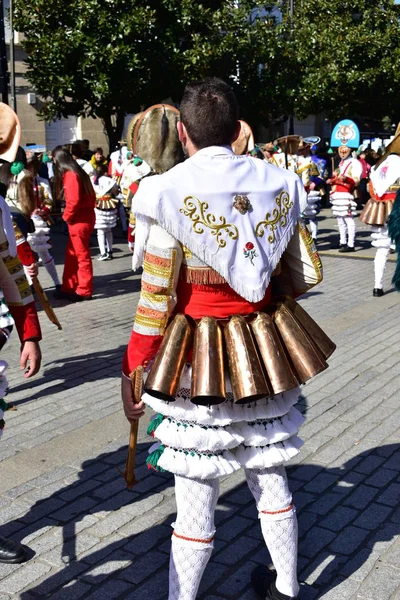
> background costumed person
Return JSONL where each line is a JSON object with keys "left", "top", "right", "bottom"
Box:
{"left": 327, "top": 145, "right": 362, "bottom": 252}
{"left": 121, "top": 78, "right": 335, "bottom": 600}
{"left": 25, "top": 150, "right": 60, "bottom": 290}
{"left": 52, "top": 147, "right": 96, "bottom": 302}
{"left": 360, "top": 148, "right": 400, "bottom": 296}
{"left": 0, "top": 103, "right": 42, "bottom": 564}
{"left": 92, "top": 164, "right": 120, "bottom": 261}
{"left": 296, "top": 139, "right": 325, "bottom": 242}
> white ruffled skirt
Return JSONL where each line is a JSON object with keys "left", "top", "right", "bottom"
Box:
{"left": 95, "top": 208, "right": 118, "bottom": 230}
{"left": 330, "top": 192, "right": 357, "bottom": 217}
{"left": 27, "top": 216, "right": 51, "bottom": 253}
{"left": 371, "top": 226, "right": 395, "bottom": 250}
{"left": 302, "top": 190, "right": 321, "bottom": 218}
{"left": 144, "top": 365, "right": 304, "bottom": 480}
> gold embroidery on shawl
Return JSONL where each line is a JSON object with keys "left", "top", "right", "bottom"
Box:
{"left": 180, "top": 196, "right": 238, "bottom": 248}
{"left": 255, "top": 191, "right": 293, "bottom": 243}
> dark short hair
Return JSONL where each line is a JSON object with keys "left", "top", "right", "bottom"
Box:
{"left": 180, "top": 77, "right": 239, "bottom": 149}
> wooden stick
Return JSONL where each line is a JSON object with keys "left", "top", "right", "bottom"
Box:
{"left": 123, "top": 366, "right": 144, "bottom": 488}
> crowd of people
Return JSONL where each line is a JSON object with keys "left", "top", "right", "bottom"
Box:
{"left": 0, "top": 79, "right": 399, "bottom": 600}
{"left": 250, "top": 138, "right": 398, "bottom": 297}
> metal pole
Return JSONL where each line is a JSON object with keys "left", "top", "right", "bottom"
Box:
{"left": 288, "top": 0, "right": 294, "bottom": 135}
{"left": 9, "top": 0, "right": 15, "bottom": 111}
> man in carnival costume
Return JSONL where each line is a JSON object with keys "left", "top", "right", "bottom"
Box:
{"left": 296, "top": 139, "right": 325, "bottom": 242}
{"left": 121, "top": 78, "right": 335, "bottom": 600}
{"left": 328, "top": 145, "right": 362, "bottom": 252}
{"left": 0, "top": 103, "right": 42, "bottom": 563}
{"left": 360, "top": 137, "right": 400, "bottom": 296}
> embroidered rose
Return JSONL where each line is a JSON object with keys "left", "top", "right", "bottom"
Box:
{"left": 243, "top": 242, "right": 258, "bottom": 265}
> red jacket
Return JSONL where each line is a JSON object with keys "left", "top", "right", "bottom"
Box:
{"left": 62, "top": 172, "right": 96, "bottom": 225}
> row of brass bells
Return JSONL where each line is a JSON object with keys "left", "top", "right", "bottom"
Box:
{"left": 145, "top": 299, "right": 335, "bottom": 405}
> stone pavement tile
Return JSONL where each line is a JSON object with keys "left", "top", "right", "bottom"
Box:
{"left": 308, "top": 492, "right": 343, "bottom": 515}
{"left": 343, "top": 484, "right": 380, "bottom": 510}
{"left": 356, "top": 565, "right": 400, "bottom": 600}
{"left": 296, "top": 585, "right": 319, "bottom": 600}
{"left": 224, "top": 485, "right": 252, "bottom": 506}
{"left": 353, "top": 454, "right": 387, "bottom": 474}
{"left": 290, "top": 464, "right": 324, "bottom": 483}
{"left": 80, "top": 550, "right": 132, "bottom": 583}
{"left": 26, "top": 561, "right": 89, "bottom": 596}
{"left": 334, "top": 472, "right": 366, "bottom": 495}
{"left": 0, "top": 560, "right": 51, "bottom": 594}
{"left": 216, "top": 516, "right": 253, "bottom": 541}
{"left": 124, "top": 569, "right": 168, "bottom": 600}
{"left": 58, "top": 478, "right": 103, "bottom": 502}
{"left": 375, "top": 483, "right": 400, "bottom": 507}
{"left": 329, "top": 525, "right": 370, "bottom": 555}
{"left": 354, "top": 503, "right": 393, "bottom": 530}
{"left": 49, "top": 496, "right": 98, "bottom": 524}
{"left": 382, "top": 453, "right": 400, "bottom": 472}
{"left": 84, "top": 578, "right": 132, "bottom": 599}
{"left": 292, "top": 491, "right": 315, "bottom": 511}
{"left": 122, "top": 524, "right": 172, "bottom": 555}
{"left": 214, "top": 503, "right": 241, "bottom": 527}
{"left": 118, "top": 550, "right": 167, "bottom": 584}
{"left": 376, "top": 444, "right": 398, "bottom": 458}
{"left": 48, "top": 580, "right": 93, "bottom": 600}
{"left": 319, "top": 506, "right": 358, "bottom": 532}
{"left": 381, "top": 539, "right": 400, "bottom": 569}
{"left": 79, "top": 533, "right": 125, "bottom": 564}
{"left": 340, "top": 548, "right": 381, "bottom": 583}
{"left": 40, "top": 532, "right": 100, "bottom": 567}
{"left": 302, "top": 551, "right": 346, "bottom": 586}
{"left": 197, "top": 562, "right": 232, "bottom": 596}
{"left": 299, "top": 526, "right": 336, "bottom": 559}
{"left": 216, "top": 560, "right": 258, "bottom": 597}
{"left": 213, "top": 535, "right": 260, "bottom": 566}
{"left": 317, "top": 576, "right": 361, "bottom": 599}
{"left": 303, "top": 473, "right": 338, "bottom": 493}
{"left": 297, "top": 511, "right": 318, "bottom": 537}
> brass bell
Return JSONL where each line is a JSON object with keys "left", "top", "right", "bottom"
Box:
{"left": 145, "top": 314, "right": 193, "bottom": 401}
{"left": 251, "top": 313, "right": 299, "bottom": 395}
{"left": 283, "top": 297, "right": 336, "bottom": 359}
{"left": 191, "top": 317, "right": 226, "bottom": 405}
{"left": 274, "top": 302, "right": 328, "bottom": 383}
{"left": 224, "top": 315, "right": 271, "bottom": 404}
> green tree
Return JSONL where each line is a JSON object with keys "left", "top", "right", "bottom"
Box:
{"left": 282, "top": 0, "right": 400, "bottom": 126}
{"left": 14, "top": 0, "right": 289, "bottom": 150}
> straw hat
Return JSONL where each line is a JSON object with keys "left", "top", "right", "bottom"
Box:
{"left": 0, "top": 103, "right": 21, "bottom": 163}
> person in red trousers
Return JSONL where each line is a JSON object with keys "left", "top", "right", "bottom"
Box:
{"left": 53, "top": 147, "right": 96, "bottom": 302}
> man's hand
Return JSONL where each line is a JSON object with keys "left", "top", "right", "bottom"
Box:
{"left": 121, "top": 375, "right": 145, "bottom": 423}
{"left": 20, "top": 340, "right": 41, "bottom": 378}
{"left": 25, "top": 262, "right": 39, "bottom": 278}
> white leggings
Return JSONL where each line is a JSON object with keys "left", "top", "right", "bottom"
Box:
{"left": 169, "top": 466, "right": 299, "bottom": 600}
{"left": 337, "top": 216, "right": 356, "bottom": 247}
{"left": 374, "top": 246, "right": 390, "bottom": 289}
{"left": 97, "top": 229, "right": 113, "bottom": 255}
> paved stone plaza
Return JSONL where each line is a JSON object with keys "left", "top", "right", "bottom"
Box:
{"left": 0, "top": 210, "right": 399, "bottom": 599}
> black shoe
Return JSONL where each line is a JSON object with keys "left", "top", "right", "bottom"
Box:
{"left": 373, "top": 288, "right": 384, "bottom": 297}
{"left": 68, "top": 293, "right": 92, "bottom": 302}
{"left": 107, "top": 251, "right": 113, "bottom": 260}
{"left": 53, "top": 289, "right": 71, "bottom": 300}
{"left": 251, "top": 565, "right": 298, "bottom": 600}
{"left": 339, "top": 245, "right": 355, "bottom": 253}
{"left": 0, "top": 536, "right": 28, "bottom": 564}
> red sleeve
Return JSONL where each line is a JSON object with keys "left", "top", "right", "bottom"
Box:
{"left": 127, "top": 226, "right": 135, "bottom": 245}
{"left": 9, "top": 302, "right": 42, "bottom": 342}
{"left": 62, "top": 172, "right": 81, "bottom": 223}
{"left": 17, "top": 241, "right": 36, "bottom": 266}
{"left": 122, "top": 330, "right": 163, "bottom": 377}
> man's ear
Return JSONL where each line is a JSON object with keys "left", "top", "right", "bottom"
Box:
{"left": 177, "top": 121, "right": 188, "bottom": 146}
{"left": 231, "top": 121, "right": 241, "bottom": 144}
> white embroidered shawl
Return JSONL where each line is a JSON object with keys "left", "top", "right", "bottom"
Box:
{"left": 132, "top": 146, "right": 307, "bottom": 303}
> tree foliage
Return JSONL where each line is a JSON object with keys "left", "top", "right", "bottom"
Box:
{"left": 13, "top": 0, "right": 400, "bottom": 149}
{"left": 14, "top": 0, "right": 289, "bottom": 149}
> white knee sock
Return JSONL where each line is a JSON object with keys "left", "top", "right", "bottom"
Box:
{"left": 345, "top": 216, "right": 356, "bottom": 247}
{"left": 169, "top": 475, "right": 219, "bottom": 600}
{"left": 337, "top": 217, "right": 347, "bottom": 244}
{"left": 374, "top": 246, "right": 390, "bottom": 289}
{"left": 308, "top": 219, "right": 318, "bottom": 240}
{"left": 97, "top": 230, "right": 107, "bottom": 255}
{"left": 37, "top": 250, "right": 60, "bottom": 286}
{"left": 105, "top": 230, "right": 113, "bottom": 253}
{"left": 246, "top": 466, "right": 299, "bottom": 598}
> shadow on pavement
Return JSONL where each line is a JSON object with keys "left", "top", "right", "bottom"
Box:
{"left": 1, "top": 440, "right": 395, "bottom": 599}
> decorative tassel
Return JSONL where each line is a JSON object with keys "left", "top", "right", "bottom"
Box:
{"left": 146, "top": 444, "right": 166, "bottom": 471}
{"left": 180, "top": 265, "right": 226, "bottom": 285}
{"left": 388, "top": 190, "right": 400, "bottom": 290}
{"left": 147, "top": 413, "right": 164, "bottom": 436}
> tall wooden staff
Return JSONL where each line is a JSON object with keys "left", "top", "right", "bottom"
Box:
{"left": 121, "top": 366, "right": 144, "bottom": 488}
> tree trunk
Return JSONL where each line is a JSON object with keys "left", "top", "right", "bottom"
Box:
{"left": 102, "top": 109, "right": 126, "bottom": 155}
